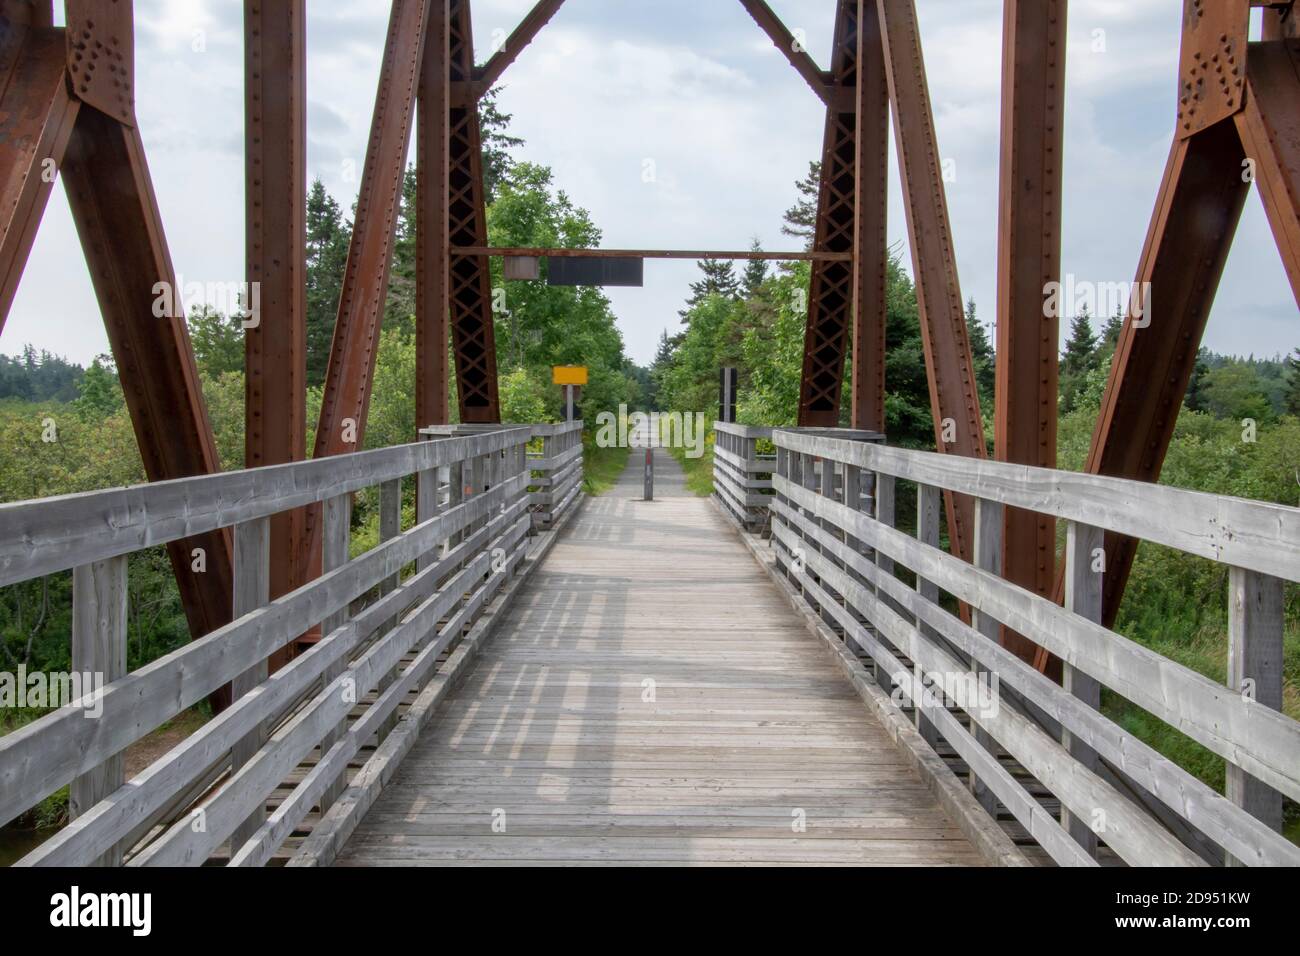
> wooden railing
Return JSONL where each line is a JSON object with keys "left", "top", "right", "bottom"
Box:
{"left": 0, "top": 426, "right": 550, "bottom": 866}
{"left": 712, "top": 422, "right": 775, "bottom": 533}
{"left": 528, "top": 421, "right": 583, "bottom": 529}
{"left": 748, "top": 427, "right": 1300, "bottom": 867}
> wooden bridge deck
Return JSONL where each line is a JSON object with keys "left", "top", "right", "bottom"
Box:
{"left": 336, "top": 449, "right": 984, "bottom": 866}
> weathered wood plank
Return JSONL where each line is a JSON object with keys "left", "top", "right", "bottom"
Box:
{"left": 774, "top": 429, "right": 1300, "bottom": 583}
{"left": 769, "top": 492, "right": 1300, "bottom": 866}
{"left": 336, "top": 452, "right": 984, "bottom": 867}
{"left": 0, "top": 428, "right": 532, "bottom": 585}
{"left": 69, "top": 555, "right": 128, "bottom": 867}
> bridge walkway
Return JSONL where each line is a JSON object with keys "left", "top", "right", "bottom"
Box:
{"left": 336, "top": 447, "right": 985, "bottom": 866}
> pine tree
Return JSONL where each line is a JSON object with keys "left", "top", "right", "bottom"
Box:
{"left": 1285, "top": 346, "right": 1300, "bottom": 416}
{"left": 1185, "top": 348, "right": 1211, "bottom": 413}
{"left": 1059, "top": 309, "right": 1099, "bottom": 413}
{"left": 305, "top": 179, "right": 353, "bottom": 387}
{"left": 781, "top": 161, "right": 821, "bottom": 248}
{"left": 741, "top": 238, "right": 768, "bottom": 299}
{"left": 964, "top": 297, "right": 995, "bottom": 412}
{"left": 680, "top": 259, "right": 739, "bottom": 320}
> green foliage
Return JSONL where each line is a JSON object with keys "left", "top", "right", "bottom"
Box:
{"left": 1059, "top": 309, "right": 1100, "bottom": 414}
{"left": 0, "top": 347, "right": 83, "bottom": 403}
{"left": 187, "top": 306, "right": 245, "bottom": 378}
{"left": 73, "top": 355, "right": 123, "bottom": 419}
{"left": 306, "top": 179, "right": 351, "bottom": 387}
{"left": 1201, "top": 360, "right": 1277, "bottom": 423}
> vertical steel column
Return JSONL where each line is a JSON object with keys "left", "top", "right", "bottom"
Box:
{"left": 448, "top": 0, "right": 501, "bottom": 423}
{"left": 245, "top": 0, "right": 308, "bottom": 667}
{"left": 851, "top": 0, "right": 889, "bottom": 432}
{"left": 417, "top": 0, "right": 452, "bottom": 432}
{"left": 993, "top": 0, "right": 1067, "bottom": 668}
{"left": 798, "top": 0, "right": 859, "bottom": 427}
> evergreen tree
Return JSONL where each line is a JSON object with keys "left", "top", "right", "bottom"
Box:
{"left": 479, "top": 88, "right": 524, "bottom": 203}
{"left": 741, "top": 238, "right": 768, "bottom": 299}
{"left": 1185, "top": 348, "right": 1211, "bottom": 413}
{"left": 305, "top": 179, "right": 352, "bottom": 387}
{"left": 1101, "top": 308, "right": 1124, "bottom": 350}
{"left": 781, "top": 161, "right": 821, "bottom": 248}
{"left": 1284, "top": 347, "right": 1300, "bottom": 416}
{"left": 187, "top": 306, "right": 245, "bottom": 378}
{"left": 1059, "top": 309, "right": 1099, "bottom": 413}
{"left": 73, "top": 355, "right": 123, "bottom": 418}
{"left": 680, "top": 259, "right": 739, "bottom": 320}
{"left": 964, "top": 298, "right": 996, "bottom": 413}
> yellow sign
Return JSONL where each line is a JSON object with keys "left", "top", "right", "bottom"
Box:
{"left": 552, "top": 366, "right": 588, "bottom": 386}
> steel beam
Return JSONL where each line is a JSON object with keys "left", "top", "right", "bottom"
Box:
{"left": 417, "top": 0, "right": 451, "bottom": 431}
{"left": 737, "top": 0, "right": 833, "bottom": 106}
{"left": 850, "top": 0, "right": 888, "bottom": 432}
{"left": 0, "top": 14, "right": 79, "bottom": 325}
{"left": 474, "top": 0, "right": 567, "bottom": 92}
{"left": 876, "top": 0, "right": 987, "bottom": 564}
{"left": 245, "top": 0, "right": 308, "bottom": 667}
{"left": 313, "top": 0, "right": 430, "bottom": 459}
{"left": 1235, "top": 38, "right": 1300, "bottom": 303}
{"left": 798, "top": 0, "right": 859, "bottom": 428}
{"left": 448, "top": 0, "right": 501, "bottom": 423}
{"left": 994, "top": 0, "right": 1068, "bottom": 669}
{"left": 60, "top": 104, "right": 235, "bottom": 657}
{"left": 1082, "top": 120, "right": 1249, "bottom": 628}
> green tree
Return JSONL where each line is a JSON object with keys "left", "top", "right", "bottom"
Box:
{"left": 1284, "top": 347, "right": 1300, "bottom": 416}
{"left": 680, "top": 259, "right": 739, "bottom": 320}
{"left": 741, "top": 238, "right": 769, "bottom": 299}
{"left": 965, "top": 297, "right": 995, "bottom": 415}
{"left": 187, "top": 307, "right": 245, "bottom": 378}
{"left": 1201, "top": 362, "right": 1275, "bottom": 423}
{"left": 782, "top": 161, "right": 821, "bottom": 248}
{"left": 306, "top": 179, "right": 352, "bottom": 387}
{"left": 1059, "top": 309, "right": 1099, "bottom": 413}
{"left": 73, "top": 355, "right": 123, "bottom": 418}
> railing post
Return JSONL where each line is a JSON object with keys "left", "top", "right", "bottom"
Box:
{"left": 817, "top": 454, "right": 838, "bottom": 629}
{"left": 70, "top": 554, "right": 127, "bottom": 866}
{"left": 1225, "top": 566, "right": 1285, "bottom": 866}
{"left": 416, "top": 455, "right": 440, "bottom": 573}
{"left": 1063, "top": 520, "right": 1103, "bottom": 857}
{"left": 230, "top": 515, "right": 271, "bottom": 853}
{"left": 969, "top": 497, "right": 1003, "bottom": 814}
{"left": 914, "top": 483, "right": 942, "bottom": 747}
{"left": 319, "top": 492, "right": 352, "bottom": 813}
{"left": 872, "top": 472, "right": 895, "bottom": 692}
{"left": 376, "top": 479, "right": 403, "bottom": 739}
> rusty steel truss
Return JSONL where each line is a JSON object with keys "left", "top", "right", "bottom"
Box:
{"left": 1, "top": 0, "right": 1296, "bottom": 683}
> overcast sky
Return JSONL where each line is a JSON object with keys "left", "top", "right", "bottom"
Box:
{"left": 7, "top": 0, "right": 1295, "bottom": 368}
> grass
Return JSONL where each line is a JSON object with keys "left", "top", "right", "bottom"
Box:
{"left": 582, "top": 437, "right": 629, "bottom": 496}
{"left": 666, "top": 431, "right": 715, "bottom": 496}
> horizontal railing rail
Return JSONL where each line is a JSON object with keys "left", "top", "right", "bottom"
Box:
{"left": 0, "top": 425, "right": 555, "bottom": 866}
{"left": 755, "top": 427, "right": 1300, "bottom": 867}
{"left": 712, "top": 422, "right": 775, "bottom": 533}
{"left": 527, "top": 420, "right": 584, "bottom": 530}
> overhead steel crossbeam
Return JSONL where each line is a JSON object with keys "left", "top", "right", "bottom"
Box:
{"left": 1073, "top": 0, "right": 1300, "bottom": 630}
{"left": 994, "top": 0, "right": 1068, "bottom": 672}
{"left": 0, "top": 0, "right": 235, "bottom": 673}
